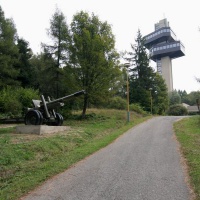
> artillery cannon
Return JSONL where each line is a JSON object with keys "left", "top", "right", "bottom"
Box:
{"left": 24, "top": 90, "right": 85, "bottom": 126}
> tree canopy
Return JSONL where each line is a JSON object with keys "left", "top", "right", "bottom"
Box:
{"left": 0, "top": 6, "right": 20, "bottom": 88}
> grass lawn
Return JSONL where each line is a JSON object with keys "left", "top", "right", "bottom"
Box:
{"left": 0, "top": 108, "right": 151, "bottom": 200}
{"left": 174, "top": 115, "right": 200, "bottom": 200}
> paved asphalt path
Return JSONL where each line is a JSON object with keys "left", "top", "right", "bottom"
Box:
{"left": 21, "top": 116, "right": 191, "bottom": 200}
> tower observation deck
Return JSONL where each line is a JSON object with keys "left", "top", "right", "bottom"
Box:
{"left": 144, "top": 18, "right": 185, "bottom": 92}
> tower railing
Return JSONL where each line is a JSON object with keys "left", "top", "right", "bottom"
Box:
{"left": 145, "top": 27, "right": 177, "bottom": 42}
{"left": 149, "top": 41, "right": 185, "bottom": 60}
{"left": 149, "top": 41, "right": 185, "bottom": 54}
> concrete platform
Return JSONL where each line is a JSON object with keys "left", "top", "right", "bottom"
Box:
{"left": 15, "top": 125, "right": 70, "bottom": 135}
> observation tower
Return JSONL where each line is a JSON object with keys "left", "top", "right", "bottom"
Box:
{"left": 144, "top": 18, "right": 185, "bottom": 92}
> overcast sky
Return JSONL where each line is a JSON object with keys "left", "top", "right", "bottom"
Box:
{"left": 1, "top": 0, "right": 200, "bottom": 93}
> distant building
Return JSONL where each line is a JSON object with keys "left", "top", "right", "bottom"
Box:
{"left": 182, "top": 103, "right": 199, "bottom": 114}
{"left": 144, "top": 19, "right": 185, "bottom": 92}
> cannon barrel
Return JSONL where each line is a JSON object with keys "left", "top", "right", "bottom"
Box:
{"left": 45, "top": 90, "right": 85, "bottom": 106}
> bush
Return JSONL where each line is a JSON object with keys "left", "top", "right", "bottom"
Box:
{"left": 4, "top": 98, "right": 22, "bottom": 117}
{"left": 17, "top": 87, "right": 39, "bottom": 114}
{"left": 129, "top": 103, "right": 147, "bottom": 115}
{"left": 0, "top": 86, "right": 39, "bottom": 118}
{"left": 168, "top": 104, "right": 188, "bottom": 116}
{"left": 106, "top": 96, "right": 126, "bottom": 110}
{"left": 100, "top": 97, "right": 147, "bottom": 115}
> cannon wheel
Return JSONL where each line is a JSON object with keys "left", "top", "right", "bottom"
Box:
{"left": 25, "top": 110, "right": 43, "bottom": 125}
{"left": 54, "top": 113, "right": 63, "bottom": 126}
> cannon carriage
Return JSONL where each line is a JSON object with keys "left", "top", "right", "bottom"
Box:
{"left": 24, "top": 90, "right": 85, "bottom": 126}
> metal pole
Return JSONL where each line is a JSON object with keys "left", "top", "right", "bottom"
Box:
{"left": 149, "top": 88, "right": 152, "bottom": 115}
{"left": 125, "top": 63, "right": 130, "bottom": 122}
{"left": 127, "top": 71, "right": 130, "bottom": 122}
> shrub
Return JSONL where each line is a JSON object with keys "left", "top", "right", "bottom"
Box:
{"left": 16, "top": 87, "right": 39, "bottom": 114}
{"left": 4, "top": 98, "right": 22, "bottom": 117}
{"left": 106, "top": 96, "right": 126, "bottom": 110}
{"left": 129, "top": 103, "right": 147, "bottom": 115}
{"left": 0, "top": 87, "right": 39, "bottom": 118}
{"left": 168, "top": 104, "right": 188, "bottom": 116}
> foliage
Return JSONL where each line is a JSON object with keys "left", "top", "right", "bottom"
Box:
{"left": 188, "top": 91, "right": 200, "bottom": 105}
{"left": 177, "top": 90, "right": 188, "bottom": 103}
{"left": 167, "top": 104, "right": 188, "bottom": 116}
{"left": 177, "top": 90, "right": 200, "bottom": 106}
{"left": 69, "top": 11, "right": 122, "bottom": 117}
{"left": 30, "top": 53, "right": 59, "bottom": 96}
{"left": 129, "top": 103, "right": 147, "bottom": 115}
{"left": 106, "top": 96, "right": 126, "bottom": 110}
{"left": 90, "top": 96, "right": 147, "bottom": 115}
{"left": 58, "top": 97, "right": 85, "bottom": 119}
{"left": 17, "top": 87, "right": 39, "bottom": 110}
{"left": 169, "top": 90, "right": 181, "bottom": 105}
{"left": 29, "top": 52, "right": 77, "bottom": 99}
{"left": 125, "top": 30, "right": 168, "bottom": 114}
{"left": 41, "top": 8, "right": 71, "bottom": 98}
{"left": 0, "top": 87, "right": 39, "bottom": 118}
{"left": 0, "top": 6, "right": 20, "bottom": 89}
{"left": 152, "top": 74, "right": 169, "bottom": 114}
{"left": 16, "top": 38, "right": 34, "bottom": 87}
{"left": 114, "top": 67, "right": 127, "bottom": 99}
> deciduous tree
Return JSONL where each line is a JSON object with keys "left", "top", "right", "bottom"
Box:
{"left": 69, "top": 11, "right": 121, "bottom": 117}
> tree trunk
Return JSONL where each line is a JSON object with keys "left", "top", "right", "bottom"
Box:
{"left": 56, "top": 71, "right": 59, "bottom": 98}
{"left": 82, "top": 94, "right": 88, "bottom": 118}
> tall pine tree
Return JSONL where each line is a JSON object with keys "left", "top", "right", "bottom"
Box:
{"left": 127, "top": 30, "right": 168, "bottom": 114}
{"left": 41, "top": 8, "right": 71, "bottom": 98}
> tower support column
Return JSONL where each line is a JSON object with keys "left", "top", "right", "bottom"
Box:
{"left": 160, "top": 56, "right": 173, "bottom": 92}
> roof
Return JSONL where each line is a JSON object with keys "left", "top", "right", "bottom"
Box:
{"left": 187, "top": 106, "right": 199, "bottom": 112}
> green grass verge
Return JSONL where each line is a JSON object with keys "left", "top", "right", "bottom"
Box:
{"left": 0, "top": 109, "right": 151, "bottom": 200}
{"left": 174, "top": 116, "right": 200, "bottom": 200}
